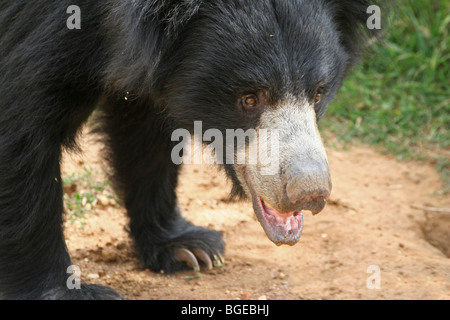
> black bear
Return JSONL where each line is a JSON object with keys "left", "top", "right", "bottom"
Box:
{"left": 0, "top": 0, "right": 382, "bottom": 299}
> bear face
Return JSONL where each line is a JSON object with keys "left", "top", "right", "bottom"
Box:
{"left": 148, "top": 0, "right": 371, "bottom": 245}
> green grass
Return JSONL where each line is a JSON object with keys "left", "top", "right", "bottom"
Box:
{"left": 63, "top": 167, "right": 117, "bottom": 228}
{"left": 321, "top": 0, "right": 449, "bottom": 192}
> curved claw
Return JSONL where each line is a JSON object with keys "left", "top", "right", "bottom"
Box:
{"left": 216, "top": 252, "right": 225, "bottom": 265}
{"left": 174, "top": 248, "right": 200, "bottom": 272}
{"left": 191, "top": 248, "right": 213, "bottom": 270}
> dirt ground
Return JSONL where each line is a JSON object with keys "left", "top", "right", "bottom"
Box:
{"left": 62, "top": 131, "right": 450, "bottom": 300}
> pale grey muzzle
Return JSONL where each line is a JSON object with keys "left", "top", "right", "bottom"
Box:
{"left": 236, "top": 97, "right": 331, "bottom": 245}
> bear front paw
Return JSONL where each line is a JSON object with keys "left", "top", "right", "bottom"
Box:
{"left": 137, "top": 224, "right": 225, "bottom": 274}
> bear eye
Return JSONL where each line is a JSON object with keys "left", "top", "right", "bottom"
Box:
{"left": 241, "top": 94, "right": 259, "bottom": 110}
{"left": 314, "top": 87, "right": 325, "bottom": 104}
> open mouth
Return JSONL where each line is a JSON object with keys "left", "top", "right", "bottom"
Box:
{"left": 243, "top": 169, "right": 303, "bottom": 246}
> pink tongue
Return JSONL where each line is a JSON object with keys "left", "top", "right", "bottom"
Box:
{"left": 262, "top": 200, "right": 296, "bottom": 218}
{"left": 261, "top": 199, "right": 303, "bottom": 239}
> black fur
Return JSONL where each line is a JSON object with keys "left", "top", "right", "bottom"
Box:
{"left": 0, "top": 0, "right": 382, "bottom": 299}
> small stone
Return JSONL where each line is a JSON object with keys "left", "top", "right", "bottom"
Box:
{"left": 241, "top": 292, "right": 251, "bottom": 300}
{"left": 97, "top": 195, "right": 109, "bottom": 206}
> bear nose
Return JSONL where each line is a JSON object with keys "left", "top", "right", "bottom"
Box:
{"left": 284, "top": 164, "right": 332, "bottom": 214}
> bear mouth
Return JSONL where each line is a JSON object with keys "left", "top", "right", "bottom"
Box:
{"left": 242, "top": 168, "right": 303, "bottom": 246}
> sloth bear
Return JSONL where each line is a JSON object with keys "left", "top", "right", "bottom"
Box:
{"left": 0, "top": 0, "right": 382, "bottom": 299}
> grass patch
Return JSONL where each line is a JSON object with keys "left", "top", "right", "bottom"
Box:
{"left": 63, "top": 167, "right": 118, "bottom": 227}
{"left": 321, "top": 0, "right": 449, "bottom": 192}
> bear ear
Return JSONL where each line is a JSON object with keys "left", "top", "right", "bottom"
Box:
{"left": 324, "top": 0, "right": 387, "bottom": 59}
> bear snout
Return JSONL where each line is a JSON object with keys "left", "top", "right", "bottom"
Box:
{"left": 284, "top": 164, "right": 332, "bottom": 215}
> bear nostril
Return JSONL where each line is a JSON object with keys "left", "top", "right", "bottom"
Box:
{"left": 286, "top": 182, "right": 331, "bottom": 204}
{"left": 289, "top": 195, "right": 329, "bottom": 215}
{"left": 284, "top": 174, "right": 331, "bottom": 214}
{"left": 306, "top": 196, "right": 328, "bottom": 214}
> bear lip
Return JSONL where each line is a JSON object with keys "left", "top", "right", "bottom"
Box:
{"left": 242, "top": 168, "right": 303, "bottom": 246}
